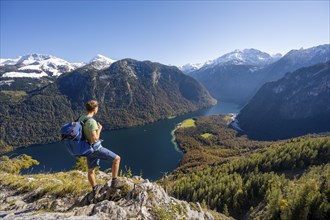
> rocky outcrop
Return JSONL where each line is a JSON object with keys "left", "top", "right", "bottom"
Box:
{"left": 0, "top": 176, "right": 229, "bottom": 220}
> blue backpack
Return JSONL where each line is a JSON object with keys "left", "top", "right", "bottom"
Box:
{"left": 61, "top": 117, "right": 101, "bottom": 156}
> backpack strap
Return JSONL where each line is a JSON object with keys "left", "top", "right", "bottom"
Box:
{"left": 80, "top": 116, "right": 93, "bottom": 142}
{"left": 82, "top": 117, "right": 92, "bottom": 125}
{"left": 75, "top": 115, "right": 93, "bottom": 124}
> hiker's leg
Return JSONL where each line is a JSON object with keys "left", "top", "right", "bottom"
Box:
{"left": 92, "top": 147, "right": 119, "bottom": 178}
{"left": 112, "top": 155, "right": 121, "bottom": 179}
{"left": 86, "top": 155, "right": 100, "bottom": 188}
{"left": 88, "top": 168, "right": 96, "bottom": 187}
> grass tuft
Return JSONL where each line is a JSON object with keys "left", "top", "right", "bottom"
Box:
{"left": 201, "top": 133, "right": 214, "bottom": 139}
{"left": 181, "top": 119, "right": 196, "bottom": 128}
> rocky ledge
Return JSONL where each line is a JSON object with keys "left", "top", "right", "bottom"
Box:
{"left": 0, "top": 175, "right": 230, "bottom": 220}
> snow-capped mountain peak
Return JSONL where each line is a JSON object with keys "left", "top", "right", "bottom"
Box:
{"left": 89, "top": 54, "right": 116, "bottom": 70}
{"left": 179, "top": 49, "right": 282, "bottom": 74}
{"left": 212, "top": 48, "right": 278, "bottom": 66}
{"left": 1, "top": 54, "right": 78, "bottom": 78}
{"left": 0, "top": 53, "right": 117, "bottom": 78}
{"left": 90, "top": 54, "right": 115, "bottom": 63}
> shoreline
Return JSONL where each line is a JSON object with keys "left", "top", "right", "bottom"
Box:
{"left": 170, "top": 126, "right": 184, "bottom": 153}
{"left": 169, "top": 113, "right": 243, "bottom": 172}
{"left": 2, "top": 104, "right": 241, "bottom": 180}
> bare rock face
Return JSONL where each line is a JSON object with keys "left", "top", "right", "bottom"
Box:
{"left": 0, "top": 176, "right": 230, "bottom": 220}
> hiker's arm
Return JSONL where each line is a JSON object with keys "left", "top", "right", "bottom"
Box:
{"left": 89, "top": 123, "right": 103, "bottom": 144}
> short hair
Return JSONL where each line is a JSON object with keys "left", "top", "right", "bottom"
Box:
{"left": 86, "top": 100, "right": 98, "bottom": 112}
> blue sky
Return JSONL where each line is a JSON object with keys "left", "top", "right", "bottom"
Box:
{"left": 1, "top": 0, "right": 329, "bottom": 66}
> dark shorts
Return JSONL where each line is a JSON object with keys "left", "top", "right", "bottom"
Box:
{"left": 86, "top": 146, "right": 118, "bottom": 169}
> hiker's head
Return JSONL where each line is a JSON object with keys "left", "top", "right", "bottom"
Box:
{"left": 86, "top": 100, "right": 99, "bottom": 114}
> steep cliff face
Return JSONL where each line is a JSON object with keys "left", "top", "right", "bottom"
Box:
{"left": 237, "top": 62, "right": 330, "bottom": 140}
{"left": 0, "top": 174, "right": 228, "bottom": 220}
{"left": 0, "top": 59, "right": 216, "bottom": 151}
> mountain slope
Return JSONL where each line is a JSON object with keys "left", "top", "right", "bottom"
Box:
{"left": 0, "top": 59, "right": 216, "bottom": 150}
{"left": 237, "top": 62, "right": 330, "bottom": 140}
{"left": 188, "top": 45, "right": 329, "bottom": 105}
{"left": 56, "top": 59, "right": 216, "bottom": 128}
{"left": 262, "top": 44, "right": 330, "bottom": 82}
{"left": 188, "top": 49, "right": 280, "bottom": 104}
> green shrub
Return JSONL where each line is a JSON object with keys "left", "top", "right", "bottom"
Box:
{"left": 0, "top": 154, "right": 39, "bottom": 174}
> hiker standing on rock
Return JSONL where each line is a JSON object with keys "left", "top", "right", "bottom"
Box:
{"left": 79, "top": 100, "right": 124, "bottom": 191}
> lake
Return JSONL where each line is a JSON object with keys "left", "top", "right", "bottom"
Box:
{"left": 9, "top": 102, "right": 240, "bottom": 180}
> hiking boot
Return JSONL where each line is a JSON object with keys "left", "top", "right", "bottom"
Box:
{"left": 92, "top": 184, "right": 103, "bottom": 194}
{"left": 111, "top": 178, "right": 125, "bottom": 189}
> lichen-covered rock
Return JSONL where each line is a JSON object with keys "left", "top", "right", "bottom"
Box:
{"left": 0, "top": 176, "right": 231, "bottom": 220}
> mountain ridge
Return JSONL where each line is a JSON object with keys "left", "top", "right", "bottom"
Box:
{"left": 261, "top": 44, "right": 330, "bottom": 83}
{"left": 179, "top": 48, "right": 282, "bottom": 73}
{"left": 1, "top": 54, "right": 80, "bottom": 78}
{"left": 0, "top": 53, "right": 116, "bottom": 78}
{"left": 187, "top": 44, "right": 329, "bottom": 105}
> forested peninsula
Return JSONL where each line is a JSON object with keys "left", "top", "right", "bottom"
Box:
{"left": 168, "top": 115, "right": 330, "bottom": 219}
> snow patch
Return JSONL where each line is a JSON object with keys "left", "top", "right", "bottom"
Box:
{"left": 2, "top": 71, "right": 48, "bottom": 78}
{"left": 18, "top": 65, "right": 41, "bottom": 71}
{"left": 0, "top": 79, "right": 15, "bottom": 86}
